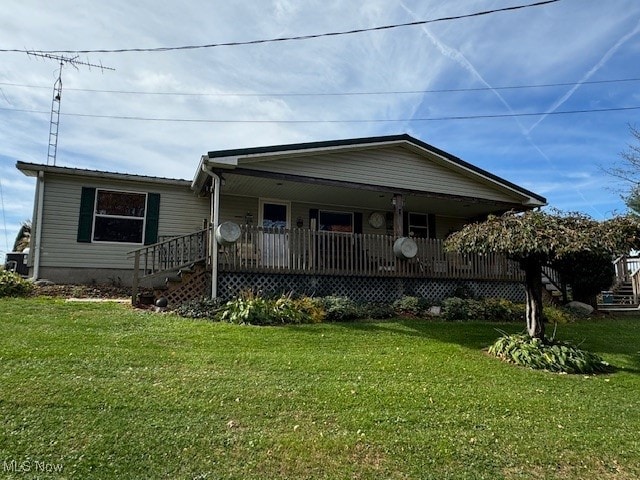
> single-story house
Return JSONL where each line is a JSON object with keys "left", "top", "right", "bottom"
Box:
{"left": 17, "top": 134, "right": 546, "bottom": 304}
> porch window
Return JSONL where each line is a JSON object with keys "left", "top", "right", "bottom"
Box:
{"left": 408, "top": 212, "right": 429, "bottom": 238}
{"left": 319, "top": 210, "right": 353, "bottom": 233}
{"left": 77, "top": 187, "right": 161, "bottom": 245}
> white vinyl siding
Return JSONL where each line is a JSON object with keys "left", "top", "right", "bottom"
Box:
{"left": 240, "top": 146, "right": 520, "bottom": 203}
{"left": 39, "top": 173, "right": 209, "bottom": 269}
{"left": 218, "top": 195, "right": 258, "bottom": 226}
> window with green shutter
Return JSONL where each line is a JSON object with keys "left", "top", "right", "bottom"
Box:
{"left": 77, "top": 188, "right": 160, "bottom": 244}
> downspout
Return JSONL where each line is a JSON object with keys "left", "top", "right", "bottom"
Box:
{"left": 202, "top": 165, "right": 220, "bottom": 299}
{"left": 32, "top": 171, "right": 45, "bottom": 280}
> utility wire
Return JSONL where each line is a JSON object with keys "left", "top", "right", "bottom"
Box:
{"left": 0, "top": 0, "right": 561, "bottom": 55}
{"left": 1, "top": 104, "right": 638, "bottom": 123}
{"left": 0, "top": 75, "right": 638, "bottom": 98}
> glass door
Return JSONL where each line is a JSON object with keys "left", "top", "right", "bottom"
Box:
{"left": 259, "top": 200, "right": 290, "bottom": 268}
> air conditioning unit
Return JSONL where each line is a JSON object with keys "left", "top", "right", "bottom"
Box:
{"left": 4, "top": 252, "right": 29, "bottom": 276}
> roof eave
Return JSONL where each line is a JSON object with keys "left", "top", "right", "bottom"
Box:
{"left": 16, "top": 161, "right": 191, "bottom": 187}
{"left": 204, "top": 134, "right": 547, "bottom": 206}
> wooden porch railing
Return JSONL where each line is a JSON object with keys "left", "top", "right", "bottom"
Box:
{"left": 129, "top": 225, "right": 527, "bottom": 303}
{"left": 129, "top": 228, "right": 209, "bottom": 303}
{"left": 613, "top": 255, "right": 640, "bottom": 284}
{"left": 218, "top": 225, "right": 524, "bottom": 281}
{"left": 619, "top": 256, "right": 640, "bottom": 304}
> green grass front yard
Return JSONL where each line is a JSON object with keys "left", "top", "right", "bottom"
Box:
{"left": 1, "top": 298, "right": 639, "bottom": 479}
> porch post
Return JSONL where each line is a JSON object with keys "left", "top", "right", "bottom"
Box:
{"left": 202, "top": 164, "right": 221, "bottom": 300}
{"left": 32, "top": 171, "right": 45, "bottom": 280}
{"left": 131, "top": 251, "right": 140, "bottom": 305}
{"left": 210, "top": 173, "right": 220, "bottom": 299}
{"left": 393, "top": 193, "right": 404, "bottom": 238}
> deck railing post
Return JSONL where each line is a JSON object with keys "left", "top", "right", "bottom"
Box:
{"left": 131, "top": 250, "right": 140, "bottom": 305}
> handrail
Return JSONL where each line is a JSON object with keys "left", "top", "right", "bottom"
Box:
{"left": 541, "top": 264, "right": 568, "bottom": 302}
{"left": 612, "top": 255, "right": 640, "bottom": 284}
{"left": 129, "top": 228, "right": 209, "bottom": 304}
{"left": 630, "top": 266, "right": 640, "bottom": 304}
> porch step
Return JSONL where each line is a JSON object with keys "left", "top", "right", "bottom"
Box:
{"left": 541, "top": 270, "right": 570, "bottom": 304}
{"left": 152, "top": 261, "right": 209, "bottom": 307}
{"left": 598, "top": 281, "right": 638, "bottom": 310}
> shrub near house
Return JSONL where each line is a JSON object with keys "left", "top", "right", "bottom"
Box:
{"left": 0, "top": 270, "right": 33, "bottom": 297}
{"left": 175, "top": 294, "right": 579, "bottom": 327}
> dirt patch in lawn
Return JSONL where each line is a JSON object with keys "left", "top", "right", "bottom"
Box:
{"left": 32, "top": 283, "right": 135, "bottom": 299}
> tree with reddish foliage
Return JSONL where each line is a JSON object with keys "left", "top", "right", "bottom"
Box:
{"left": 444, "top": 210, "right": 640, "bottom": 339}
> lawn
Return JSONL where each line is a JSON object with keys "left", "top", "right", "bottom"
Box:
{"left": 1, "top": 297, "right": 639, "bottom": 479}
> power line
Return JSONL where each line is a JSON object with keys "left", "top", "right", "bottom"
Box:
{"left": 1, "top": 76, "right": 638, "bottom": 98}
{"left": 0, "top": 0, "right": 562, "bottom": 55}
{"left": 1, "top": 104, "right": 638, "bottom": 124}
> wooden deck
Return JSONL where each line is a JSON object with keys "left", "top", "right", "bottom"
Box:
{"left": 129, "top": 225, "right": 526, "bottom": 303}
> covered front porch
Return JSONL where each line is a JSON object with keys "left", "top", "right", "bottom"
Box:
{"left": 130, "top": 135, "right": 546, "bottom": 303}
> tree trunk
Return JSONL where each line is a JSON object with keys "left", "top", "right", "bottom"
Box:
{"left": 522, "top": 257, "right": 545, "bottom": 339}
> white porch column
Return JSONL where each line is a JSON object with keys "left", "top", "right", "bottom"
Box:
{"left": 32, "top": 171, "right": 45, "bottom": 280}
{"left": 203, "top": 166, "right": 221, "bottom": 299}
{"left": 393, "top": 193, "right": 404, "bottom": 238}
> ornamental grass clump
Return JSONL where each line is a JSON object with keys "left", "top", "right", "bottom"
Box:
{"left": 488, "top": 333, "right": 613, "bottom": 374}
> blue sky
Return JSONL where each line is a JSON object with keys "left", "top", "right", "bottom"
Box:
{"left": 1, "top": 0, "right": 640, "bottom": 259}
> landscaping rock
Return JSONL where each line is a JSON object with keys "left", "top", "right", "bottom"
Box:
{"left": 34, "top": 279, "right": 55, "bottom": 286}
{"left": 566, "top": 301, "right": 594, "bottom": 316}
{"left": 428, "top": 306, "right": 442, "bottom": 317}
{"left": 155, "top": 297, "right": 168, "bottom": 308}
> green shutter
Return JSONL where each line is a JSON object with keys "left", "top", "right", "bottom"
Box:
{"left": 144, "top": 193, "right": 161, "bottom": 245}
{"left": 354, "top": 212, "right": 363, "bottom": 234}
{"left": 428, "top": 214, "right": 436, "bottom": 239}
{"left": 77, "top": 187, "right": 96, "bottom": 242}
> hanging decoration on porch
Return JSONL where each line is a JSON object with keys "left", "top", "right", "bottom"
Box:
{"left": 368, "top": 212, "right": 385, "bottom": 229}
{"left": 393, "top": 237, "right": 418, "bottom": 259}
{"left": 215, "top": 221, "right": 241, "bottom": 245}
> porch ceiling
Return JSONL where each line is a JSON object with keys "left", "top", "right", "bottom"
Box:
{"left": 220, "top": 171, "right": 522, "bottom": 218}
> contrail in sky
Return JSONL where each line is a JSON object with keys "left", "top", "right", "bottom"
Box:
{"left": 526, "top": 16, "right": 640, "bottom": 135}
{"left": 399, "top": 1, "right": 604, "bottom": 217}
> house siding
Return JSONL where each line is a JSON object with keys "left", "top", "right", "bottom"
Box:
{"left": 38, "top": 172, "right": 209, "bottom": 271}
{"left": 240, "top": 146, "right": 521, "bottom": 203}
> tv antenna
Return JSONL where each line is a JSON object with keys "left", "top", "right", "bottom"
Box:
{"left": 27, "top": 51, "right": 115, "bottom": 166}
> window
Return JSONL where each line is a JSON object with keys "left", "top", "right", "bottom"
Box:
{"left": 408, "top": 212, "right": 429, "bottom": 238}
{"left": 78, "top": 187, "right": 160, "bottom": 245}
{"left": 262, "top": 202, "right": 288, "bottom": 229}
{"left": 319, "top": 210, "right": 353, "bottom": 233}
{"left": 93, "top": 190, "right": 147, "bottom": 243}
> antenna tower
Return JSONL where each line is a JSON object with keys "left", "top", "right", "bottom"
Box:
{"left": 27, "top": 52, "right": 114, "bottom": 166}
